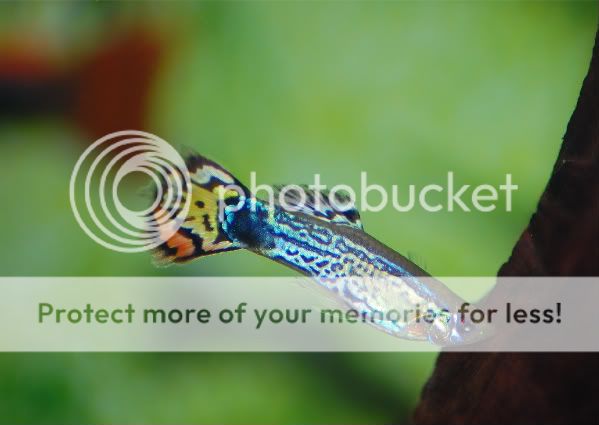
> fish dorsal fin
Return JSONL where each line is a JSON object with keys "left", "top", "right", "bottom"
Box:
{"left": 271, "top": 184, "right": 363, "bottom": 230}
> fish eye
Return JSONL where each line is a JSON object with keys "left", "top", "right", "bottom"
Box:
{"left": 427, "top": 315, "right": 452, "bottom": 345}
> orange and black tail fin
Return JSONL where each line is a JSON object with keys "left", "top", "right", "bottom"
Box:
{"left": 150, "top": 153, "right": 248, "bottom": 265}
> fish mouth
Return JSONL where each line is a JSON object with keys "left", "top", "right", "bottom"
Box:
{"left": 426, "top": 313, "right": 496, "bottom": 347}
{"left": 447, "top": 320, "right": 495, "bottom": 347}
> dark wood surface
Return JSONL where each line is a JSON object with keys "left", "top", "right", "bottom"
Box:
{"left": 413, "top": 28, "right": 599, "bottom": 425}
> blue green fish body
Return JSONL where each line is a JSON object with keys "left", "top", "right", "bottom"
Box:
{"left": 152, "top": 153, "right": 486, "bottom": 345}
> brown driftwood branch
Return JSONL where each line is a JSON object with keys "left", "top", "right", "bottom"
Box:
{"left": 413, "top": 27, "right": 599, "bottom": 425}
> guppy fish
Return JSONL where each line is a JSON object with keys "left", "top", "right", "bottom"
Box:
{"left": 151, "top": 153, "right": 487, "bottom": 346}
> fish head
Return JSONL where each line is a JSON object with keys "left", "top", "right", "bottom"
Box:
{"left": 428, "top": 310, "right": 493, "bottom": 347}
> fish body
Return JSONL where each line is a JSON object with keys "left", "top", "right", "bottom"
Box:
{"left": 152, "top": 153, "right": 487, "bottom": 345}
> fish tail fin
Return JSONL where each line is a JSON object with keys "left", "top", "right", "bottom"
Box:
{"left": 150, "top": 152, "right": 249, "bottom": 265}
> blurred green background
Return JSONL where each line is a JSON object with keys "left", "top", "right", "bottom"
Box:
{"left": 0, "top": 2, "right": 596, "bottom": 424}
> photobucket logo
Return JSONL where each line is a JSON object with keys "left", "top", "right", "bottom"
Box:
{"left": 228, "top": 171, "right": 518, "bottom": 215}
{"left": 69, "top": 130, "right": 191, "bottom": 253}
